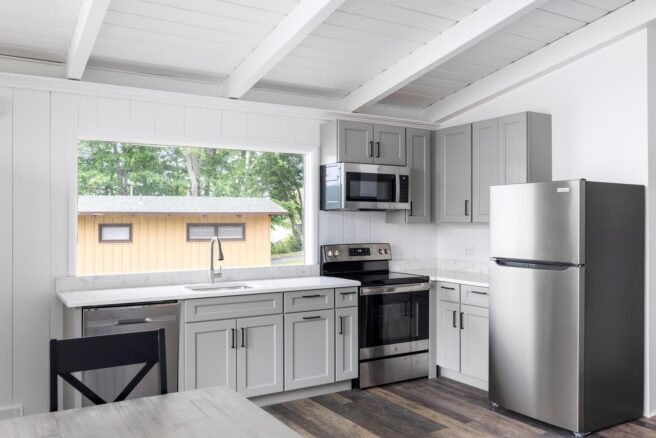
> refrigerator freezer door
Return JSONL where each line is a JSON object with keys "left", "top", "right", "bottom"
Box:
{"left": 490, "top": 180, "right": 584, "bottom": 264}
{"left": 489, "top": 260, "right": 583, "bottom": 432}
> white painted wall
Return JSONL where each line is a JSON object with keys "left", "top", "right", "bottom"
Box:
{"left": 319, "top": 211, "right": 437, "bottom": 260}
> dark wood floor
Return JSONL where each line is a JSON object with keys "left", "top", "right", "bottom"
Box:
{"left": 264, "top": 378, "right": 656, "bottom": 437}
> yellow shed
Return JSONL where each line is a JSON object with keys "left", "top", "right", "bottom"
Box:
{"left": 77, "top": 195, "right": 287, "bottom": 275}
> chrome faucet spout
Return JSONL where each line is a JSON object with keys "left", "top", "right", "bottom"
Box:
{"left": 209, "top": 236, "right": 225, "bottom": 283}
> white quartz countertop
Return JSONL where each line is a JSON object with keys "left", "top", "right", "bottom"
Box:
{"left": 403, "top": 268, "right": 489, "bottom": 288}
{"left": 57, "top": 276, "right": 361, "bottom": 308}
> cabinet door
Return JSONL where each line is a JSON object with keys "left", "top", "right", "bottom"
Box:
{"left": 374, "top": 124, "right": 406, "bottom": 166}
{"left": 338, "top": 120, "right": 374, "bottom": 164}
{"left": 284, "top": 309, "right": 335, "bottom": 390}
{"left": 185, "top": 320, "right": 236, "bottom": 391}
{"left": 335, "top": 306, "right": 358, "bottom": 381}
{"left": 436, "top": 300, "right": 460, "bottom": 372}
{"left": 498, "top": 113, "right": 528, "bottom": 184}
{"left": 236, "top": 314, "right": 283, "bottom": 397}
{"left": 472, "top": 119, "right": 498, "bottom": 223}
{"left": 460, "top": 305, "right": 489, "bottom": 381}
{"left": 437, "top": 124, "right": 472, "bottom": 223}
{"left": 406, "top": 128, "right": 432, "bottom": 223}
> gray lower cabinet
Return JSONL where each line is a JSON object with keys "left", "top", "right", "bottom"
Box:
{"left": 185, "top": 314, "right": 283, "bottom": 397}
{"left": 284, "top": 309, "right": 335, "bottom": 390}
{"left": 437, "top": 124, "right": 472, "bottom": 223}
{"left": 236, "top": 314, "right": 284, "bottom": 397}
{"left": 185, "top": 319, "right": 237, "bottom": 391}
{"left": 459, "top": 305, "right": 489, "bottom": 381}
{"left": 436, "top": 300, "right": 461, "bottom": 372}
{"left": 335, "top": 306, "right": 358, "bottom": 381}
{"left": 436, "top": 283, "right": 490, "bottom": 385}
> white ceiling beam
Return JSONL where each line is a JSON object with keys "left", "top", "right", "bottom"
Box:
{"left": 340, "top": 0, "right": 547, "bottom": 113}
{"left": 65, "top": 0, "right": 111, "bottom": 80}
{"left": 222, "top": 0, "right": 346, "bottom": 99}
{"left": 423, "top": 0, "right": 656, "bottom": 122}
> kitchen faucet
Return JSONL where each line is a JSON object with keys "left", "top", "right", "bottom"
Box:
{"left": 209, "top": 236, "right": 224, "bottom": 283}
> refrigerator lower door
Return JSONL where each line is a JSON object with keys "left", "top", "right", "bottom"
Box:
{"left": 489, "top": 260, "right": 583, "bottom": 432}
{"left": 490, "top": 180, "right": 584, "bottom": 265}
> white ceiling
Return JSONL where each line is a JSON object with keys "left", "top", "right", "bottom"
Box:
{"left": 0, "top": 0, "right": 635, "bottom": 116}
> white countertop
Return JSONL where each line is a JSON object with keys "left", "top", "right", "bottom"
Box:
{"left": 57, "top": 276, "right": 361, "bottom": 308}
{"left": 403, "top": 268, "right": 489, "bottom": 288}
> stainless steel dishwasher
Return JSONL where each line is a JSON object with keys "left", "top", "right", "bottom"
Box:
{"left": 81, "top": 301, "right": 179, "bottom": 406}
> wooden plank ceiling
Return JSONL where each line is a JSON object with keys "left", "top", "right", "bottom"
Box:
{"left": 0, "top": 0, "right": 635, "bottom": 112}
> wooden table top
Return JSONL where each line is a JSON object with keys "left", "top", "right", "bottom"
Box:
{"left": 0, "top": 387, "right": 300, "bottom": 438}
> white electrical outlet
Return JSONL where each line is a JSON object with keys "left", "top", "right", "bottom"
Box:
{"left": 464, "top": 245, "right": 474, "bottom": 258}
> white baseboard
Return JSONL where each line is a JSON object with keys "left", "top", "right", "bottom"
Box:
{"left": 0, "top": 405, "right": 23, "bottom": 420}
{"left": 250, "top": 381, "right": 352, "bottom": 407}
{"left": 438, "top": 367, "right": 489, "bottom": 391}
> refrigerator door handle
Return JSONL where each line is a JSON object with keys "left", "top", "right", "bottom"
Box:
{"left": 493, "top": 259, "right": 581, "bottom": 271}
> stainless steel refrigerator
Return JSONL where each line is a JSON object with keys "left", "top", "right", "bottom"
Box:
{"left": 489, "top": 179, "right": 644, "bottom": 435}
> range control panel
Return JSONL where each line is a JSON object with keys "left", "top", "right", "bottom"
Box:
{"left": 322, "top": 243, "right": 391, "bottom": 262}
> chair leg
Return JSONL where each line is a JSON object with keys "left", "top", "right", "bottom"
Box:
{"left": 49, "top": 340, "right": 58, "bottom": 412}
{"left": 158, "top": 328, "right": 168, "bottom": 395}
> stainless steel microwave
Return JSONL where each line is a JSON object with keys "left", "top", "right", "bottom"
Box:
{"left": 320, "top": 163, "right": 410, "bottom": 211}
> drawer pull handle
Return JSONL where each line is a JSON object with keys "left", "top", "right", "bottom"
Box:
{"left": 302, "top": 294, "right": 322, "bottom": 298}
{"left": 231, "top": 328, "right": 236, "bottom": 349}
{"left": 303, "top": 316, "right": 322, "bottom": 320}
{"left": 469, "top": 290, "right": 487, "bottom": 295}
{"left": 441, "top": 286, "right": 455, "bottom": 291}
{"left": 241, "top": 327, "right": 246, "bottom": 348}
{"left": 340, "top": 291, "right": 357, "bottom": 295}
{"left": 339, "top": 316, "right": 344, "bottom": 334}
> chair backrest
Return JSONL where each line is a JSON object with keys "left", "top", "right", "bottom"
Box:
{"left": 50, "top": 328, "right": 167, "bottom": 412}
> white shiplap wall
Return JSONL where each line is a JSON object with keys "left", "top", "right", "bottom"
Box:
{"left": 0, "top": 75, "right": 432, "bottom": 415}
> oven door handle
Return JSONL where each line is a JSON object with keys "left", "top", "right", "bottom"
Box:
{"left": 360, "top": 282, "right": 431, "bottom": 296}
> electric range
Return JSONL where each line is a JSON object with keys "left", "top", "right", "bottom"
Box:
{"left": 320, "top": 243, "right": 430, "bottom": 388}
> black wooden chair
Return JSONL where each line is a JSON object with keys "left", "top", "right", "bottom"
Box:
{"left": 49, "top": 328, "right": 167, "bottom": 412}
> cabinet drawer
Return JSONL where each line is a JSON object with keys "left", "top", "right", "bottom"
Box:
{"left": 185, "top": 293, "right": 282, "bottom": 322}
{"left": 284, "top": 289, "right": 334, "bottom": 313}
{"left": 437, "top": 282, "right": 460, "bottom": 303}
{"left": 461, "top": 286, "right": 489, "bottom": 308}
{"left": 335, "top": 287, "right": 358, "bottom": 308}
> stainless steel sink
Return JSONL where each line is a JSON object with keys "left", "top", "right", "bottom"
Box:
{"left": 186, "top": 283, "right": 253, "bottom": 292}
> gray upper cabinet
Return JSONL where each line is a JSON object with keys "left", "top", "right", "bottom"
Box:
{"left": 472, "top": 119, "right": 499, "bottom": 223}
{"left": 337, "top": 120, "right": 374, "bottom": 164}
{"left": 439, "top": 112, "right": 551, "bottom": 224}
{"left": 374, "top": 124, "right": 406, "bottom": 166}
{"left": 407, "top": 128, "right": 432, "bottom": 223}
{"left": 437, "top": 124, "right": 472, "bottom": 223}
{"left": 321, "top": 120, "right": 406, "bottom": 166}
{"left": 472, "top": 112, "right": 552, "bottom": 223}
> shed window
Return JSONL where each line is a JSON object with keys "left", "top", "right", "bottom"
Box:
{"left": 187, "top": 223, "right": 245, "bottom": 241}
{"left": 99, "top": 224, "right": 132, "bottom": 243}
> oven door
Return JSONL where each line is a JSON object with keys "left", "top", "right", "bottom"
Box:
{"left": 359, "top": 283, "right": 430, "bottom": 360}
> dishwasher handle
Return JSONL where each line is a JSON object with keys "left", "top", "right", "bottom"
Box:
{"left": 86, "top": 314, "right": 177, "bottom": 328}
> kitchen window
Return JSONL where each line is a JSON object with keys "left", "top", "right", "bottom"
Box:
{"left": 187, "top": 223, "right": 245, "bottom": 241}
{"left": 77, "top": 140, "right": 305, "bottom": 275}
{"left": 98, "top": 224, "right": 132, "bottom": 243}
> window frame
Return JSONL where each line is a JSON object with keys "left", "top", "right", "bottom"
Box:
{"left": 98, "top": 223, "right": 133, "bottom": 243}
{"left": 186, "top": 223, "right": 246, "bottom": 242}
